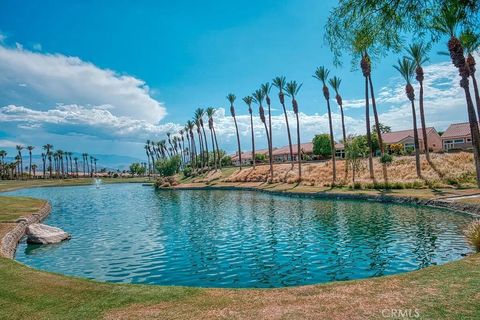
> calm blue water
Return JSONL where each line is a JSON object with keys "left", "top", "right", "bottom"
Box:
{"left": 5, "top": 184, "right": 474, "bottom": 288}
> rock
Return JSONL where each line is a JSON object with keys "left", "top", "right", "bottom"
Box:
{"left": 26, "top": 224, "right": 71, "bottom": 244}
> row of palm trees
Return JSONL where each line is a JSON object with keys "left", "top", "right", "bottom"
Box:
{"left": 0, "top": 144, "right": 98, "bottom": 180}
{"left": 145, "top": 106, "right": 224, "bottom": 175}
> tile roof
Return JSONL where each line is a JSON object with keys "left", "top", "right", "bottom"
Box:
{"left": 381, "top": 127, "right": 434, "bottom": 144}
{"left": 231, "top": 148, "right": 270, "bottom": 160}
{"left": 442, "top": 122, "right": 474, "bottom": 139}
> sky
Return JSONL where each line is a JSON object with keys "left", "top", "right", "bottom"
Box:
{"left": 0, "top": 0, "right": 476, "bottom": 164}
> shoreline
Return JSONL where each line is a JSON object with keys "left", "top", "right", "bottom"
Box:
{"left": 0, "top": 201, "right": 51, "bottom": 259}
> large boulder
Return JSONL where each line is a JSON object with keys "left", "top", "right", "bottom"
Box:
{"left": 26, "top": 224, "right": 71, "bottom": 245}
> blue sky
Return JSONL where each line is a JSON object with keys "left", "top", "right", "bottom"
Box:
{"left": 0, "top": 0, "right": 474, "bottom": 162}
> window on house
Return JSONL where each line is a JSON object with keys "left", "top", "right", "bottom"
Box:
{"left": 454, "top": 139, "right": 464, "bottom": 143}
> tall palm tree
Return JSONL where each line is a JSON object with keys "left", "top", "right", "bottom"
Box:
{"left": 194, "top": 118, "right": 205, "bottom": 168}
{"left": 285, "top": 81, "right": 303, "bottom": 181}
{"left": 26, "top": 146, "right": 34, "bottom": 179}
{"left": 206, "top": 107, "right": 218, "bottom": 170}
{"left": 90, "top": 156, "right": 94, "bottom": 177}
{"left": 360, "top": 52, "right": 375, "bottom": 180}
{"left": 184, "top": 126, "right": 191, "bottom": 164}
{"left": 187, "top": 120, "right": 197, "bottom": 168}
{"left": 253, "top": 89, "right": 273, "bottom": 180}
{"left": 261, "top": 83, "right": 274, "bottom": 166}
{"left": 195, "top": 108, "right": 210, "bottom": 170}
{"left": 460, "top": 30, "right": 480, "bottom": 117}
{"left": 93, "top": 158, "right": 97, "bottom": 176}
{"left": 407, "top": 42, "right": 431, "bottom": 163}
{"left": 314, "top": 66, "right": 336, "bottom": 182}
{"left": 41, "top": 152, "right": 46, "bottom": 179}
{"left": 68, "top": 152, "right": 74, "bottom": 175}
{"left": 273, "top": 76, "right": 294, "bottom": 168}
{"left": 0, "top": 150, "right": 6, "bottom": 179}
{"left": 227, "top": 93, "right": 242, "bottom": 170}
{"left": 64, "top": 151, "right": 69, "bottom": 176}
{"left": 179, "top": 129, "right": 186, "bottom": 164}
{"left": 16, "top": 145, "right": 24, "bottom": 179}
{"left": 394, "top": 58, "right": 422, "bottom": 178}
{"left": 243, "top": 96, "right": 256, "bottom": 169}
{"left": 329, "top": 76, "right": 348, "bottom": 178}
{"left": 31, "top": 164, "right": 37, "bottom": 178}
{"left": 82, "top": 153, "right": 88, "bottom": 177}
{"left": 433, "top": 5, "right": 480, "bottom": 187}
{"left": 43, "top": 144, "right": 53, "bottom": 178}
{"left": 210, "top": 110, "right": 222, "bottom": 169}
{"left": 74, "top": 157, "right": 79, "bottom": 177}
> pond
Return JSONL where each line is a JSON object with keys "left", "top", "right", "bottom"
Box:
{"left": 6, "top": 184, "right": 474, "bottom": 288}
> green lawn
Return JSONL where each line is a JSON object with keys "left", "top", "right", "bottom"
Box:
{"left": 0, "top": 197, "right": 46, "bottom": 223}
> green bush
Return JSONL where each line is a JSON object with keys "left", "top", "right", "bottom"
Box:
{"left": 380, "top": 154, "right": 393, "bottom": 164}
{"left": 155, "top": 155, "right": 181, "bottom": 177}
{"left": 312, "top": 134, "right": 332, "bottom": 158}
{"left": 182, "top": 166, "right": 193, "bottom": 177}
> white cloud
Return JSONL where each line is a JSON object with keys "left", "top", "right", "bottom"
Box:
{"left": 0, "top": 139, "right": 22, "bottom": 148}
{"left": 0, "top": 45, "right": 165, "bottom": 123}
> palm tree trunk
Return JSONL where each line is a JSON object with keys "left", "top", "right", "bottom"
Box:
{"left": 365, "top": 76, "right": 374, "bottom": 180}
{"left": 267, "top": 104, "right": 273, "bottom": 167}
{"left": 263, "top": 122, "right": 273, "bottom": 180}
{"left": 296, "top": 113, "right": 302, "bottom": 181}
{"left": 339, "top": 103, "right": 348, "bottom": 178}
{"left": 281, "top": 102, "right": 294, "bottom": 168}
{"left": 410, "top": 100, "right": 422, "bottom": 177}
{"left": 28, "top": 152, "right": 32, "bottom": 179}
{"left": 209, "top": 129, "right": 217, "bottom": 170}
{"left": 471, "top": 74, "right": 480, "bottom": 118}
{"left": 369, "top": 76, "right": 388, "bottom": 184}
{"left": 249, "top": 113, "right": 256, "bottom": 169}
{"left": 326, "top": 99, "right": 336, "bottom": 182}
{"left": 233, "top": 116, "right": 242, "bottom": 170}
{"left": 212, "top": 126, "right": 222, "bottom": 169}
{"left": 463, "top": 81, "right": 480, "bottom": 188}
{"left": 418, "top": 80, "right": 430, "bottom": 162}
{"left": 202, "top": 126, "right": 210, "bottom": 170}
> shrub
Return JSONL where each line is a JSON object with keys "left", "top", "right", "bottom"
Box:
{"left": 221, "top": 156, "right": 232, "bottom": 166}
{"left": 182, "top": 166, "right": 193, "bottom": 177}
{"left": 380, "top": 153, "right": 393, "bottom": 164}
{"left": 464, "top": 220, "right": 480, "bottom": 252}
{"left": 155, "top": 155, "right": 181, "bottom": 177}
{"left": 312, "top": 134, "right": 332, "bottom": 158}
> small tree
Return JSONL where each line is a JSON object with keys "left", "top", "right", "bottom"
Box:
{"left": 312, "top": 134, "right": 332, "bottom": 158}
{"left": 345, "top": 136, "right": 369, "bottom": 184}
{"left": 129, "top": 162, "right": 146, "bottom": 176}
{"left": 372, "top": 123, "right": 392, "bottom": 133}
{"left": 155, "top": 155, "right": 181, "bottom": 177}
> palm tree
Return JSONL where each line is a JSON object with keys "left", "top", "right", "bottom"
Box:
{"left": 179, "top": 129, "right": 186, "bottom": 164}
{"left": 433, "top": 5, "right": 480, "bottom": 187}
{"left": 329, "top": 76, "right": 348, "bottom": 178}
{"left": 314, "top": 66, "right": 336, "bottom": 182}
{"left": 93, "top": 158, "right": 97, "bottom": 176}
{"left": 253, "top": 89, "right": 273, "bottom": 180}
{"left": 0, "top": 150, "right": 6, "bottom": 179}
{"left": 26, "top": 146, "right": 34, "bottom": 179}
{"left": 360, "top": 52, "right": 375, "bottom": 180}
{"left": 194, "top": 118, "right": 204, "bottom": 168}
{"left": 31, "top": 164, "right": 37, "bottom": 178}
{"left": 206, "top": 107, "right": 218, "bottom": 170}
{"left": 285, "top": 81, "right": 303, "bottom": 181}
{"left": 82, "top": 153, "right": 88, "bottom": 177}
{"left": 407, "top": 42, "right": 431, "bottom": 163}
{"left": 273, "top": 76, "right": 294, "bottom": 168}
{"left": 184, "top": 126, "right": 191, "bottom": 164}
{"left": 227, "top": 93, "right": 242, "bottom": 170}
{"left": 41, "top": 152, "right": 46, "bottom": 179}
{"left": 90, "top": 156, "right": 94, "bottom": 177}
{"left": 74, "top": 157, "right": 79, "bottom": 177}
{"left": 195, "top": 108, "right": 210, "bottom": 170}
{"left": 261, "top": 83, "right": 274, "bottom": 167}
{"left": 68, "top": 152, "right": 73, "bottom": 176}
{"left": 16, "top": 145, "right": 24, "bottom": 179}
{"left": 243, "top": 96, "right": 256, "bottom": 169}
{"left": 187, "top": 120, "right": 197, "bottom": 168}
{"left": 394, "top": 58, "right": 422, "bottom": 178}
{"left": 210, "top": 110, "right": 222, "bottom": 169}
{"left": 460, "top": 29, "right": 480, "bottom": 117}
{"left": 43, "top": 144, "right": 53, "bottom": 178}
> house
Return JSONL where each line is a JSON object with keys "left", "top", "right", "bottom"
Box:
{"left": 442, "top": 122, "right": 474, "bottom": 151}
{"left": 230, "top": 148, "right": 270, "bottom": 166}
{"left": 382, "top": 127, "right": 442, "bottom": 152}
{"left": 272, "top": 142, "right": 346, "bottom": 162}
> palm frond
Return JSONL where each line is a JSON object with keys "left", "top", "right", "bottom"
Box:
{"left": 328, "top": 76, "right": 341, "bottom": 92}
{"left": 313, "top": 66, "right": 330, "bottom": 84}
{"left": 260, "top": 82, "right": 272, "bottom": 95}
{"left": 252, "top": 89, "right": 265, "bottom": 104}
{"left": 226, "top": 93, "right": 236, "bottom": 104}
{"left": 393, "top": 58, "right": 415, "bottom": 83}
{"left": 406, "top": 42, "right": 431, "bottom": 66}
{"left": 285, "top": 81, "right": 302, "bottom": 97}
{"left": 272, "top": 76, "right": 286, "bottom": 90}
{"left": 242, "top": 96, "right": 253, "bottom": 106}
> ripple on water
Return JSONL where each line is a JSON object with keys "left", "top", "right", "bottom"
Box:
{"left": 6, "top": 184, "right": 475, "bottom": 288}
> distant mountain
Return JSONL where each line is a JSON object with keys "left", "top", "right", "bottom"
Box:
{"left": 3, "top": 153, "right": 144, "bottom": 171}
